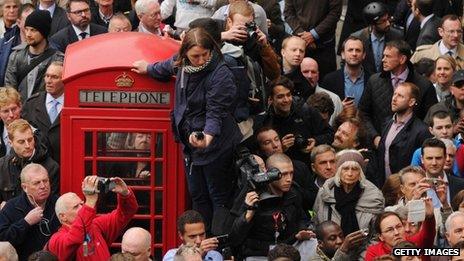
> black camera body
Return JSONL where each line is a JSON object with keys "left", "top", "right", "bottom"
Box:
{"left": 294, "top": 134, "right": 309, "bottom": 150}
{"left": 239, "top": 152, "right": 281, "bottom": 192}
{"left": 96, "top": 177, "right": 116, "bottom": 193}
{"left": 245, "top": 21, "right": 258, "bottom": 39}
{"left": 193, "top": 131, "right": 204, "bottom": 140}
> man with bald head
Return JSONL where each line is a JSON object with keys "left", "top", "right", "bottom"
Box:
{"left": 300, "top": 57, "right": 342, "bottom": 126}
{"left": 0, "top": 163, "right": 60, "bottom": 260}
{"left": 48, "top": 176, "right": 138, "bottom": 260}
{"left": 281, "top": 36, "right": 311, "bottom": 101}
{"left": 122, "top": 227, "right": 152, "bottom": 261}
{"left": 229, "top": 153, "right": 314, "bottom": 259}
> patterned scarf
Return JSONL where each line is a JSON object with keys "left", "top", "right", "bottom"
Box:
{"left": 182, "top": 54, "right": 213, "bottom": 74}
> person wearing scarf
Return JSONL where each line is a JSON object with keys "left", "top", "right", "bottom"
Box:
{"left": 313, "top": 149, "right": 385, "bottom": 258}
{"left": 132, "top": 27, "right": 242, "bottom": 235}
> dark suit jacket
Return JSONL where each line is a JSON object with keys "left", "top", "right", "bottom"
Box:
{"left": 393, "top": 0, "right": 421, "bottom": 51}
{"left": 22, "top": 92, "right": 61, "bottom": 164}
{"left": 284, "top": 0, "right": 342, "bottom": 42}
{"left": 434, "top": 0, "right": 463, "bottom": 17}
{"left": 416, "top": 15, "right": 441, "bottom": 48}
{"left": 91, "top": 9, "right": 109, "bottom": 28}
{"left": 50, "top": 23, "right": 108, "bottom": 53}
{"left": 358, "top": 62, "right": 438, "bottom": 140}
{"left": 49, "top": 6, "right": 70, "bottom": 36}
{"left": 321, "top": 67, "right": 370, "bottom": 100}
{"left": 449, "top": 174, "right": 464, "bottom": 200}
{"left": 377, "top": 115, "right": 432, "bottom": 186}
{"left": 351, "top": 27, "right": 404, "bottom": 75}
{"left": 0, "top": 121, "right": 6, "bottom": 158}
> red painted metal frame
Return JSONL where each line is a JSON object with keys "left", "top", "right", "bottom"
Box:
{"left": 60, "top": 33, "right": 184, "bottom": 258}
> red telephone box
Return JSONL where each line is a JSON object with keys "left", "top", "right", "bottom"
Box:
{"left": 60, "top": 32, "right": 183, "bottom": 259}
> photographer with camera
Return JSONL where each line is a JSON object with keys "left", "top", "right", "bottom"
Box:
{"left": 47, "top": 175, "right": 138, "bottom": 260}
{"left": 229, "top": 153, "right": 314, "bottom": 260}
{"left": 255, "top": 126, "right": 318, "bottom": 210}
{"left": 421, "top": 138, "right": 464, "bottom": 209}
{"left": 220, "top": 1, "right": 280, "bottom": 116}
{"left": 254, "top": 77, "right": 333, "bottom": 166}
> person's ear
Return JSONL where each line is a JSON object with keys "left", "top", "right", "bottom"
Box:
{"left": 21, "top": 184, "right": 27, "bottom": 193}
{"left": 311, "top": 163, "right": 316, "bottom": 173}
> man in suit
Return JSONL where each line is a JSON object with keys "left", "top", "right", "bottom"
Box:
{"left": 50, "top": 0, "right": 107, "bottom": 53}
{"left": 135, "top": 0, "right": 163, "bottom": 36}
{"left": 38, "top": 0, "right": 70, "bottom": 35}
{"left": 91, "top": 0, "right": 113, "bottom": 28}
{"left": 421, "top": 138, "right": 464, "bottom": 208}
{"left": 412, "top": 0, "right": 441, "bottom": 47}
{"left": 393, "top": 0, "right": 421, "bottom": 51}
{"left": 284, "top": 0, "right": 342, "bottom": 80}
{"left": 411, "top": 15, "right": 464, "bottom": 70}
{"left": 351, "top": 2, "right": 403, "bottom": 76}
{"left": 358, "top": 40, "right": 437, "bottom": 148}
{"left": 22, "top": 62, "right": 63, "bottom": 164}
{"left": 377, "top": 82, "right": 432, "bottom": 186}
{"left": 322, "top": 35, "right": 369, "bottom": 106}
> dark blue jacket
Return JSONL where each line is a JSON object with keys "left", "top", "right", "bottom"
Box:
{"left": 0, "top": 192, "right": 60, "bottom": 260}
{"left": 147, "top": 52, "right": 242, "bottom": 165}
{"left": 0, "top": 26, "right": 20, "bottom": 85}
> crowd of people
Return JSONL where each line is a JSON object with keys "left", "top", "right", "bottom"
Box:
{"left": 1, "top": 0, "right": 464, "bottom": 260}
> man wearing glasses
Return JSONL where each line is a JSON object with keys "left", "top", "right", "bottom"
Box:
{"left": 50, "top": 0, "right": 107, "bottom": 53}
{"left": 411, "top": 15, "right": 464, "bottom": 70}
{"left": 0, "top": 163, "right": 60, "bottom": 261}
{"left": 351, "top": 2, "right": 403, "bottom": 76}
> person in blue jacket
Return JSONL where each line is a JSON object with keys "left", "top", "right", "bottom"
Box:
{"left": 132, "top": 28, "right": 242, "bottom": 235}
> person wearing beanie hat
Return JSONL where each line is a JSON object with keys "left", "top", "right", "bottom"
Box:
{"left": 25, "top": 9, "right": 52, "bottom": 38}
{"left": 313, "top": 148, "right": 384, "bottom": 244}
{"left": 4, "top": 9, "right": 64, "bottom": 102}
{"left": 49, "top": 0, "right": 107, "bottom": 53}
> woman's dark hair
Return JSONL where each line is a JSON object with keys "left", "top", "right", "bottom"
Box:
{"left": 414, "top": 58, "right": 435, "bottom": 78}
{"left": 28, "top": 250, "right": 58, "bottom": 261}
{"left": 174, "top": 27, "right": 223, "bottom": 67}
{"left": 452, "top": 190, "right": 464, "bottom": 211}
{"left": 189, "top": 18, "right": 222, "bottom": 45}
{"left": 268, "top": 243, "right": 301, "bottom": 261}
{"left": 375, "top": 211, "right": 401, "bottom": 235}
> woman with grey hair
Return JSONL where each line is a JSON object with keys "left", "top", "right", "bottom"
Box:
{"left": 313, "top": 149, "right": 385, "bottom": 235}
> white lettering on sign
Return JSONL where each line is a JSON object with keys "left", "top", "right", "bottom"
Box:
{"left": 79, "top": 90, "right": 170, "bottom": 106}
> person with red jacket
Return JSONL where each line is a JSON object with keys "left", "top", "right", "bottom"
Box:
{"left": 365, "top": 198, "right": 436, "bottom": 261}
{"left": 48, "top": 176, "right": 138, "bottom": 260}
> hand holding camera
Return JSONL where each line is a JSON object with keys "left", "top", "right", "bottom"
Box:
{"left": 281, "top": 134, "right": 295, "bottom": 152}
{"left": 244, "top": 191, "right": 259, "bottom": 222}
{"left": 82, "top": 176, "right": 99, "bottom": 207}
{"left": 221, "top": 24, "right": 247, "bottom": 42}
{"left": 110, "top": 177, "right": 129, "bottom": 196}
{"left": 339, "top": 229, "right": 368, "bottom": 253}
{"left": 411, "top": 177, "right": 432, "bottom": 200}
{"left": 200, "top": 237, "right": 219, "bottom": 255}
{"left": 189, "top": 131, "right": 213, "bottom": 149}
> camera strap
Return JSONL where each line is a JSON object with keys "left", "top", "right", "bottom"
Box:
{"left": 272, "top": 212, "right": 281, "bottom": 244}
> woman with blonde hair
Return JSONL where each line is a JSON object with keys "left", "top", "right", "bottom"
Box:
{"left": 313, "top": 149, "right": 385, "bottom": 235}
{"left": 434, "top": 55, "right": 457, "bottom": 101}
